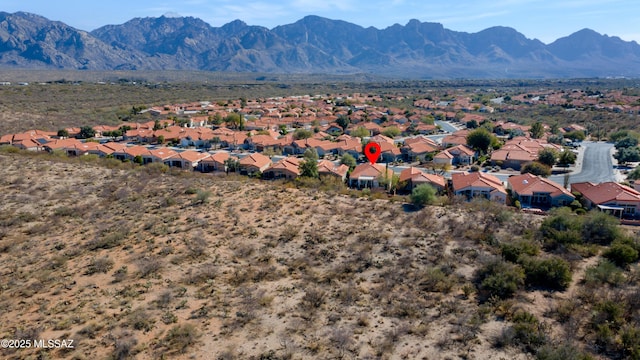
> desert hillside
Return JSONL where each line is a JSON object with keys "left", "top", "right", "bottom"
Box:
{"left": 0, "top": 150, "right": 638, "bottom": 360}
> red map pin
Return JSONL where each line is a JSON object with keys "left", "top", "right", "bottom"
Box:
{"left": 364, "top": 142, "right": 381, "bottom": 164}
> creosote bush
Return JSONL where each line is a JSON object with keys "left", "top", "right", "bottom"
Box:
{"left": 475, "top": 258, "right": 525, "bottom": 300}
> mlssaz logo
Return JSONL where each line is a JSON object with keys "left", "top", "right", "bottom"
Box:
{"left": 34, "top": 339, "right": 75, "bottom": 349}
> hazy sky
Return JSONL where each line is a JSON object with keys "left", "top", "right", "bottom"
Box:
{"left": 3, "top": 0, "right": 639, "bottom": 44}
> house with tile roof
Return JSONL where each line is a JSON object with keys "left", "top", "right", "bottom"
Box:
{"left": 433, "top": 144, "right": 476, "bottom": 166}
{"left": 239, "top": 153, "right": 272, "bottom": 176}
{"left": 399, "top": 167, "right": 446, "bottom": 192}
{"left": 42, "top": 138, "right": 84, "bottom": 155}
{"left": 402, "top": 137, "right": 440, "bottom": 162}
{"left": 13, "top": 138, "right": 43, "bottom": 151}
{"left": 112, "top": 145, "right": 151, "bottom": 162}
{"left": 0, "top": 134, "right": 13, "bottom": 145}
{"left": 491, "top": 138, "right": 561, "bottom": 170}
{"left": 571, "top": 181, "right": 640, "bottom": 218}
{"left": 165, "top": 150, "right": 210, "bottom": 169}
{"left": 263, "top": 157, "right": 302, "bottom": 180}
{"left": 451, "top": 172, "right": 507, "bottom": 204}
{"left": 317, "top": 160, "right": 349, "bottom": 181}
{"left": 442, "top": 129, "right": 470, "bottom": 148}
{"left": 508, "top": 173, "right": 575, "bottom": 208}
{"left": 88, "top": 142, "right": 127, "bottom": 157}
{"left": 371, "top": 140, "right": 402, "bottom": 163}
{"left": 348, "top": 163, "right": 394, "bottom": 189}
{"left": 198, "top": 152, "right": 234, "bottom": 172}
{"left": 144, "top": 147, "right": 178, "bottom": 164}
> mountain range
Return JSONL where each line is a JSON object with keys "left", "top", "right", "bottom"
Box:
{"left": 1, "top": 11, "right": 639, "bottom": 79}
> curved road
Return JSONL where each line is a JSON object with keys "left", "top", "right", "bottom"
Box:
{"left": 549, "top": 141, "right": 616, "bottom": 185}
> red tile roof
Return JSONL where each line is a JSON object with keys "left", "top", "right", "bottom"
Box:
{"left": 571, "top": 182, "right": 640, "bottom": 205}
{"left": 350, "top": 163, "right": 393, "bottom": 180}
{"left": 452, "top": 172, "right": 506, "bottom": 194}
{"left": 239, "top": 153, "right": 272, "bottom": 169}
{"left": 317, "top": 160, "right": 349, "bottom": 178}
{"left": 509, "top": 173, "right": 573, "bottom": 198}
{"left": 399, "top": 167, "right": 445, "bottom": 188}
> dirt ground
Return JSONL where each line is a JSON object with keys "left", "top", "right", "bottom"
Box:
{"left": 0, "top": 151, "right": 629, "bottom": 360}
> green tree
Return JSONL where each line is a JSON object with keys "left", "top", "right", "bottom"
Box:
{"left": 530, "top": 121, "right": 545, "bottom": 139}
{"left": 157, "top": 135, "right": 165, "bottom": 144}
{"left": 224, "top": 158, "right": 240, "bottom": 173}
{"left": 410, "top": 184, "right": 437, "bottom": 207}
{"left": 422, "top": 114, "right": 435, "bottom": 124}
{"left": 225, "top": 113, "right": 243, "bottom": 130}
{"left": 466, "top": 128, "right": 495, "bottom": 154}
{"left": 382, "top": 126, "right": 401, "bottom": 138}
{"left": 466, "top": 119, "right": 479, "bottom": 129}
{"left": 212, "top": 113, "right": 223, "bottom": 125}
{"left": 350, "top": 127, "right": 370, "bottom": 139}
{"left": 340, "top": 153, "right": 357, "bottom": 170}
{"left": 558, "top": 150, "right": 577, "bottom": 166}
{"left": 627, "top": 166, "right": 640, "bottom": 180}
{"left": 615, "top": 136, "right": 639, "bottom": 149}
{"left": 153, "top": 119, "right": 162, "bottom": 131}
{"left": 565, "top": 130, "right": 586, "bottom": 142}
{"left": 278, "top": 124, "right": 288, "bottom": 136}
{"left": 537, "top": 148, "right": 559, "bottom": 167}
{"left": 609, "top": 130, "right": 630, "bottom": 143}
{"left": 293, "top": 128, "right": 313, "bottom": 140}
{"left": 614, "top": 147, "right": 640, "bottom": 164}
{"left": 300, "top": 148, "right": 319, "bottom": 178}
{"left": 336, "top": 115, "right": 350, "bottom": 131}
{"left": 521, "top": 162, "right": 552, "bottom": 177}
{"left": 582, "top": 211, "right": 623, "bottom": 245}
{"left": 57, "top": 129, "right": 69, "bottom": 138}
{"left": 78, "top": 126, "right": 96, "bottom": 139}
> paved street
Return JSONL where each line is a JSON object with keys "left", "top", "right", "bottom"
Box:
{"left": 549, "top": 141, "right": 616, "bottom": 185}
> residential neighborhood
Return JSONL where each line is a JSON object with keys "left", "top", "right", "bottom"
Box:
{"left": 0, "top": 89, "right": 637, "bottom": 218}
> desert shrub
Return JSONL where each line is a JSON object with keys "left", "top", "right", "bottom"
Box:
{"left": 501, "top": 240, "right": 540, "bottom": 263}
{"left": 163, "top": 323, "right": 200, "bottom": 354}
{"left": 87, "top": 228, "right": 130, "bottom": 250}
{"left": 416, "top": 267, "right": 455, "bottom": 293}
{"left": 161, "top": 311, "right": 178, "bottom": 324}
{"left": 125, "top": 309, "right": 155, "bottom": 333}
{"left": 497, "top": 310, "right": 548, "bottom": 353}
{"left": 583, "top": 260, "right": 625, "bottom": 287}
{"left": 0, "top": 145, "right": 20, "bottom": 153}
{"left": 53, "top": 206, "right": 77, "bottom": 217}
{"left": 299, "top": 287, "right": 326, "bottom": 311}
{"left": 137, "top": 257, "right": 163, "bottom": 278}
{"left": 591, "top": 300, "right": 625, "bottom": 330}
{"left": 193, "top": 189, "right": 212, "bottom": 205}
{"left": 279, "top": 225, "right": 300, "bottom": 243}
{"left": 112, "top": 265, "right": 128, "bottom": 283}
{"left": 603, "top": 240, "right": 639, "bottom": 267}
{"left": 410, "top": 184, "right": 437, "bottom": 207}
{"left": 76, "top": 322, "right": 104, "bottom": 339}
{"left": 620, "top": 326, "right": 640, "bottom": 360}
{"left": 539, "top": 207, "right": 583, "bottom": 247}
{"left": 112, "top": 332, "right": 138, "bottom": 360}
{"left": 535, "top": 343, "right": 593, "bottom": 360}
{"left": 521, "top": 256, "right": 572, "bottom": 291}
{"left": 581, "top": 211, "right": 623, "bottom": 245}
{"left": 476, "top": 259, "right": 525, "bottom": 300}
{"left": 86, "top": 256, "right": 115, "bottom": 275}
